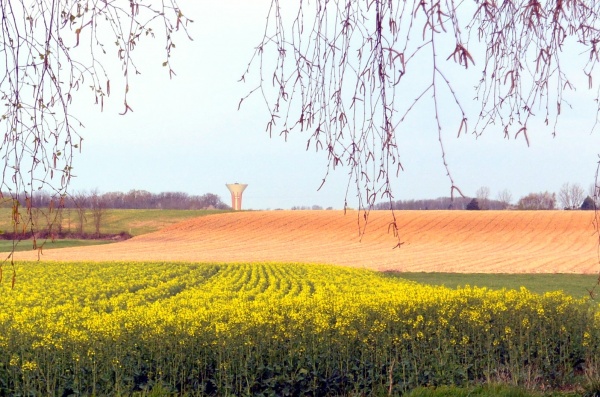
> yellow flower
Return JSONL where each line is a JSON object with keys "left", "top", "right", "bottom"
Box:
{"left": 21, "top": 360, "right": 37, "bottom": 372}
{"left": 584, "top": 331, "right": 591, "bottom": 347}
{"left": 537, "top": 307, "right": 545, "bottom": 316}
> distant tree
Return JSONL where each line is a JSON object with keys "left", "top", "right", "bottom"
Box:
{"left": 30, "top": 191, "right": 51, "bottom": 208}
{"left": 157, "top": 192, "right": 189, "bottom": 209}
{"left": 558, "top": 183, "right": 585, "bottom": 210}
{"left": 44, "top": 197, "right": 65, "bottom": 237}
{"left": 466, "top": 199, "right": 480, "bottom": 211}
{"left": 197, "top": 193, "right": 228, "bottom": 210}
{"left": 65, "top": 208, "right": 73, "bottom": 233}
{"left": 103, "top": 192, "right": 126, "bottom": 209}
{"left": 34, "top": 189, "right": 229, "bottom": 211}
{"left": 124, "top": 190, "right": 153, "bottom": 209}
{"left": 497, "top": 189, "right": 513, "bottom": 210}
{"left": 72, "top": 191, "right": 88, "bottom": 235}
{"left": 18, "top": 193, "right": 66, "bottom": 238}
{"left": 374, "top": 196, "right": 504, "bottom": 211}
{"left": 581, "top": 196, "right": 596, "bottom": 211}
{"left": 558, "top": 183, "right": 573, "bottom": 209}
{"left": 517, "top": 192, "right": 556, "bottom": 210}
{"left": 570, "top": 184, "right": 586, "bottom": 210}
{"left": 90, "top": 190, "right": 107, "bottom": 238}
{"left": 55, "top": 201, "right": 65, "bottom": 235}
{"left": 291, "top": 206, "right": 311, "bottom": 210}
{"left": 475, "top": 187, "right": 491, "bottom": 210}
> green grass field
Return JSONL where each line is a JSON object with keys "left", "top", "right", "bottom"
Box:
{"left": 389, "top": 272, "right": 600, "bottom": 299}
{"left": 0, "top": 208, "right": 230, "bottom": 252}
{"left": 0, "top": 239, "right": 114, "bottom": 253}
{"left": 90, "top": 208, "right": 231, "bottom": 236}
{"left": 0, "top": 207, "right": 230, "bottom": 236}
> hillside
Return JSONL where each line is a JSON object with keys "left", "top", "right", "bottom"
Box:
{"left": 11, "top": 210, "right": 600, "bottom": 273}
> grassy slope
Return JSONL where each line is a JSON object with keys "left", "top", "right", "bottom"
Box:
{"left": 0, "top": 239, "right": 113, "bottom": 253}
{"left": 93, "top": 209, "right": 231, "bottom": 235}
{"left": 0, "top": 208, "right": 230, "bottom": 252}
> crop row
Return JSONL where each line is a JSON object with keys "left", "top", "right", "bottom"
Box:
{"left": 0, "top": 261, "right": 598, "bottom": 396}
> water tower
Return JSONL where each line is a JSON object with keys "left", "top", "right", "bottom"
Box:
{"left": 226, "top": 183, "right": 248, "bottom": 210}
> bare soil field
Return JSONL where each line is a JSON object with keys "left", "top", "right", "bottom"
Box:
{"left": 12, "top": 210, "right": 600, "bottom": 273}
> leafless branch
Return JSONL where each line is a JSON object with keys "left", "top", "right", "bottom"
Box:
{"left": 242, "top": 0, "right": 600, "bottom": 246}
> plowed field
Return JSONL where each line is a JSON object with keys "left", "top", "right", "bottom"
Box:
{"left": 12, "top": 210, "right": 600, "bottom": 273}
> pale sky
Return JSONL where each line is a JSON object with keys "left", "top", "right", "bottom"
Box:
{"left": 66, "top": 1, "right": 600, "bottom": 210}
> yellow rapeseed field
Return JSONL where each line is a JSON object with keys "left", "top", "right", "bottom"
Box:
{"left": 0, "top": 261, "right": 597, "bottom": 395}
{"left": 4, "top": 211, "right": 600, "bottom": 394}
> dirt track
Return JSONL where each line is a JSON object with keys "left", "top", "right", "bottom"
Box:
{"left": 13, "top": 210, "right": 600, "bottom": 273}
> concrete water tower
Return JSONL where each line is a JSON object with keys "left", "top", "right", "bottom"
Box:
{"left": 226, "top": 183, "right": 248, "bottom": 210}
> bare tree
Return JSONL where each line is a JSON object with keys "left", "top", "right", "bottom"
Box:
{"left": 0, "top": 1, "right": 191, "bottom": 258}
{"left": 243, "top": 1, "right": 600, "bottom": 240}
{"left": 517, "top": 192, "right": 556, "bottom": 210}
{"left": 570, "top": 183, "right": 586, "bottom": 210}
{"left": 72, "top": 191, "right": 88, "bottom": 235}
{"left": 90, "top": 189, "right": 107, "bottom": 238}
{"left": 497, "top": 189, "right": 513, "bottom": 210}
{"left": 559, "top": 182, "right": 586, "bottom": 209}
{"left": 55, "top": 204, "right": 64, "bottom": 235}
{"left": 558, "top": 183, "right": 574, "bottom": 210}
{"left": 36, "top": 195, "right": 65, "bottom": 237}
{"left": 475, "top": 187, "right": 491, "bottom": 210}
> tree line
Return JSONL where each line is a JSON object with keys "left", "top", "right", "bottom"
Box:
{"left": 4, "top": 190, "right": 230, "bottom": 211}
{"left": 0, "top": 190, "right": 229, "bottom": 241}
{"left": 374, "top": 183, "right": 598, "bottom": 211}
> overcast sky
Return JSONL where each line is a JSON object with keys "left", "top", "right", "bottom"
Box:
{"left": 66, "top": 1, "right": 600, "bottom": 210}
